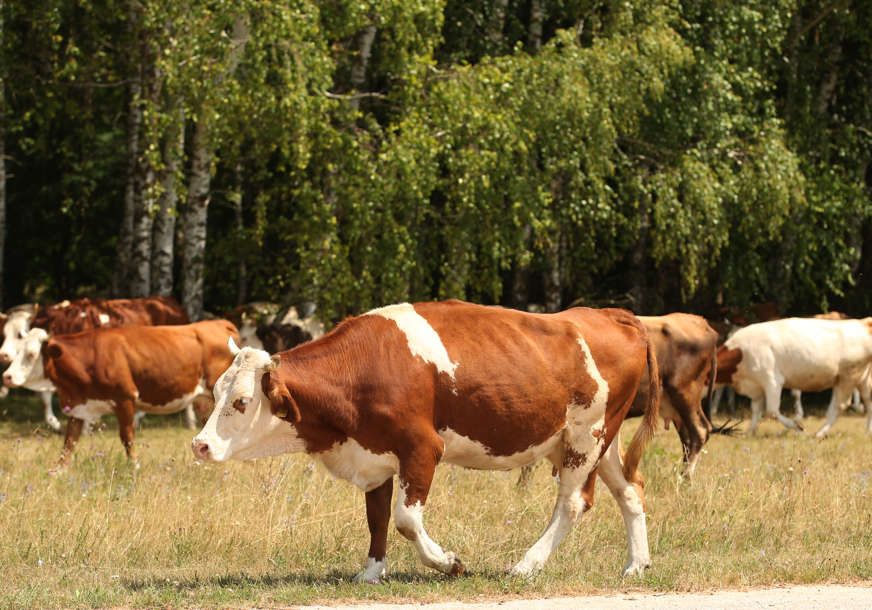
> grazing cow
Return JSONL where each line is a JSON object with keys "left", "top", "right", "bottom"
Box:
{"left": 3, "top": 320, "right": 238, "bottom": 465}
{"left": 628, "top": 314, "right": 717, "bottom": 477}
{"left": 0, "top": 297, "right": 190, "bottom": 431}
{"left": 716, "top": 317, "right": 872, "bottom": 437}
{"left": 233, "top": 303, "right": 325, "bottom": 353}
{"left": 192, "top": 301, "right": 661, "bottom": 580}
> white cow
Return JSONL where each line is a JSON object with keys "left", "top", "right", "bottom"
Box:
{"left": 0, "top": 306, "right": 61, "bottom": 431}
{"left": 716, "top": 317, "right": 872, "bottom": 437}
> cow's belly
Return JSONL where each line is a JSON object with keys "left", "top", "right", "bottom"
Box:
{"left": 317, "top": 438, "right": 400, "bottom": 492}
{"left": 135, "top": 382, "right": 208, "bottom": 415}
{"left": 68, "top": 400, "right": 113, "bottom": 424}
{"left": 439, "top": 427, "right": 564, "bottom": 470}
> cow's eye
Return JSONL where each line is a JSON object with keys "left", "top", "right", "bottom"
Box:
{"left": 232, "top": 397, "right": 251, "bottom": 413}
{"left": 18, "top": 330, "right": 27, "bottom": 339}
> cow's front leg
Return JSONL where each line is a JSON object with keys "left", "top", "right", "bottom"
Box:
{"left": 354, "top": 478, "right": 393, "bottom": 583}
{"left": 394, "top": 442, "right": 464, "bottom": 576}
{"left": 57, "top": 417, "right": 84, "bottom": 467}
{"left": 791, "top": 389, "right": 804, "bottom": 420}
{"left": 815, "top": 384, "right": 852, "bottom": 438}
{"left": 596, "top": 438, "right": 650, "bottom": 577}
{"left": 116, "top": 399, "right": 138, "bottom": 465}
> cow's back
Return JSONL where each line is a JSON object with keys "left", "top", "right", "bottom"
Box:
{"left": 728, "top": 318, "right": 872, "bottom": 391}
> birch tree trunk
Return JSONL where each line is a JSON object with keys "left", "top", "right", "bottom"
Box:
{"left": 181, "top": 119, "right": 211, "bottom": 321}
{"left": 180, "top": 15, "right": 250, "bottom": 320}
{"left": 113, "top": 73, "right": 141, "bottom": 297}
{"left": 349, "top": 17, "right": 377, "bottom": 112}
{"left": 488, "top": 0, "right": 509, "bottom": 51}
{"left": 544, "top": 232, "right": 564, "bottom": 313}
{"left": 528, "top": 0, "right": 544, "bottom": 52}
{"left": 129, "top": 160, "right": 154, "bottom": 297}
{"left": 0, "top": 0, "right": 5, "bottom": 309}
{"left": 233, "top": 162, "right": 247, "bottom": 306}
{"left": 151, "top": 103, "right": 183, "bottom": 297}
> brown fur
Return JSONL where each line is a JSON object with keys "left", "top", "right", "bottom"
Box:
{"left": 44, "top": 320, "right": 237, "bottom": 464}
{"left": 629, "top": 314, "right": 719, "bottom": 472}
{"left": 32, "top": 296, "right": 188, "bottom": 335}
{"left": 715, "top": 346, "right": 743, "bottom": 385}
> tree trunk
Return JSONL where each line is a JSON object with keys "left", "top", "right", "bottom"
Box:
{"left": 181, "top": 119, "right": 211, "bottom": 321}
{"left": 628, "top": 207, "right": 650, "bottom": 313}
{"left": 233, "top": 161, "right": 247, "bottom": 306}
{"left": 544, "top": 231, "right": 564, "bottom": 313}
{"left": 0, "top": 0, "right": 5, "bottom": 309}
{"left": 528, "top": 0, "right": 544, "bottom": 53}
{"left": 349, "top": 17, "right": 377, "bottom": 112}
{"left": 488, "top": 0, "right": 509, "bottom": 52}
{"left": 510, "top": 225, "right": 532, "bottom": 309}
{"left": 113, "top": 74, "right": 141, "bottom": 297}
{"left": 151, "top": 103, "right": 184, "bottom": 297}
{"left": 129, "top": 159, "right": 154, "bottom": 297}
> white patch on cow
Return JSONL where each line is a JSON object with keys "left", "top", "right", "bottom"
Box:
{"left": 3, "top": 328, "right": 50, "bottom": 388}
{"left": 79, "top": 311, "right": 87, "bottom": 318}
{"left": 316, "top": 439, "right": 398, "bottom": 491}
{"left": 237, "top": 319, "right": 264, "bottom": 350}
{"left": 439, "top": 427, "right": 563, "bottom": 470}
{"left": 367, "top": 303, "right": 458, "bottom": 381}
{"left": 353, "top": 557, "right": 387, "bottom": 584}
{"left": 193, "top": 346, "right": 306, "bottom": 461}
{"left": 69, "top": 399, "right": 114, "bottom": 424}
{"left": 136, "top": 382, "right": 208, "bottom": 415}
{"left": 0, "top": 309, "right": 34, "bottom": 362}
{"left": 394, "top": 482, "right": 459, "bottom": 574}
{"left": 98, "top": 313, "right": 110, "bottom": 325}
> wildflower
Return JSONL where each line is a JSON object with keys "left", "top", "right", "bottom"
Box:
{"left": 63, "top": 405, "right": 71, "bottom": 413}
{"left": 37, "top": 559, "right": 43, "bottom": 567}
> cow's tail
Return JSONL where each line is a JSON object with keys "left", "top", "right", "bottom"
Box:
{"left": 622, "top": 324, "right": 661, "bottom": 485}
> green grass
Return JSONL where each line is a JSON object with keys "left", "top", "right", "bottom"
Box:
{"left": 0, "top": 390, "right": 870, "bottom": 608}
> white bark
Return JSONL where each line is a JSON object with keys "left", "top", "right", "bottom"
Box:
{"left": 113, "top": 74, "right": 141, "bottom": 297}
{"left": 350, "top": 18, "right": 377, "bottom": 112}
{"left": 528, "top": 0, "right": 544, "bottom": 53}
{"left": 0, "top": 0, "right": 5, "bottom": 309}
{"left": 151, "top": 103, "right": 183, "bottom": 297}
{"left": 181, "top": 120, "right": 211, "bottom": 321}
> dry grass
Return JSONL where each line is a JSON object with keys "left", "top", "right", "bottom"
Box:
{"left": 0, "top": 391, "right": 870, "bottom": 608}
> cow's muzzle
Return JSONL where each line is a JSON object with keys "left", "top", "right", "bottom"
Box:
{"left": 191, "top": 438, "right": 213, "bottom": 461}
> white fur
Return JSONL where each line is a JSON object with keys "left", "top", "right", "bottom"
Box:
{"left": 439, "top": 428, "right": 562, "bottom": 470}
{"left": 367, "top": 304, "right": 458, "bottom": 380}
{"left": 69, "top": 399, "right": 114, "bottom": 424}
{"left": 193, "top": 346, "right": 306, "bottom": 461}
{"left": 0, "top": 309, "right": 34, "bottom": 362}
{"left": 353, "top": 557, "right": 386, "bottom": 583}
{"left": 135, "top": 382, "right": 208, "bottom": 415}
{"left": 98, "top": 313, "right": 110, "bottom": 325}
{"left": 317, "top": 439, "right": 399, "bottom": 491}
{"left": 4, "top": 328, "right": 49, "bottom": 388}
{"left": 726, "top": 318, "right": 872, "bottom": 435}
{"left": 394, "top": 483, "right": 459, "bottom": 574}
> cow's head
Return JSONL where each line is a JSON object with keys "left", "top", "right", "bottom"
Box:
{"left": 191, "top": 338, "right": 305, "bottom": 461}
{"left": 3, "top": 328, "right": 50, "bottom": 388}
{"left": 0, "top": 307, "right": 36, "bottom": 363}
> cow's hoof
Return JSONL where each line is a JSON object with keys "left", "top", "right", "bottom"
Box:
{"left": 353, "top": 558, "right": 386, "bottom": 584}
{"left": 622, "top": 559, "right": 650, "bottom": 578}
{"left": 447, "top": 555, "right": 465, "bottom": 576}
{"left": 46, "top": 417, "right": 63, "bottom": 434}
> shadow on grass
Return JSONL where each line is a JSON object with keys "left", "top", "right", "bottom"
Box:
{"left": 121, "top": 567, "right": 507, "bottom": 593}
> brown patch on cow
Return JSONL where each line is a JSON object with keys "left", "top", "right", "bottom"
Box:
{"left": 563, "top": 447, "right": 588, "bottom": 470}
{"left": 396, "top": 525, "right": 416, "bottom": 540}
{"left": 33, "top": 296, "right": 188, "bottom": 335}
{"left": 715, "top": 346, "right": 743, "bottom": 385}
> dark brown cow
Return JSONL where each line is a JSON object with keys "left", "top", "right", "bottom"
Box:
{"left": 629, "top": 314, "right": 718, "bottom": 477}
{"left": 193, "top": 301, "right": 660, "bottom": 580}
{"left": 3, "top": 320, "right": 238, "bottom": 465}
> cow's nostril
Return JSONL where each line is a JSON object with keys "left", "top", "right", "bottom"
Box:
{"left": 2, "top": 374, "right": 12, "bottom": 386}
{"left": 192, "top": 440, "right": 210, "bottom": 460}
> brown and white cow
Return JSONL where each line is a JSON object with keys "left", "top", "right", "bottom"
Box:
{"left": 628, "top": 314, "right": 717, "bottom": 477}
{"left": 0, "top": 296, "right": 190, "bottom": 431}
{"left": 3, "top": 320, "right": 238, "bottom": 465}
{"left": 232, "top": 303, "right": 325, "bottom": 353}
{"left": 192, "top": 301, "right": 660, "bottom": 580}
{"left": 716, "top": 317, "right": 872, "bottom": 437}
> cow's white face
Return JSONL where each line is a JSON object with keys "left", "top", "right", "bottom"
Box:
{"left": 3, "top": 328, "right": 49, "bottom": 388}
{"left": 0, "top": 310, "right": 34, "bottom": 363}
{"left": 191, "top": 341, "right": 304, "bottom": 462}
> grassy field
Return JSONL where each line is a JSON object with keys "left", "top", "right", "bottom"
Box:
{"left": 0, "top": 390, "right": 870, "bottom": 608}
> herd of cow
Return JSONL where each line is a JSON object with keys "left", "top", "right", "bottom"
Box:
{"left": 1, "top": 296, "right": 871, "bottom": 582}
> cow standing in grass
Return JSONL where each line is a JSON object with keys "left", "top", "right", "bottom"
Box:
{"left": 716, "top": 317, "right": 872, "bottom": 437}
{"left": 3, "top": 320, "right": 238, "bottom": 466}
{"left": 192, "top": 300, "right": 660, "bottom": 580}
{"left": 0, "top": 297, "right": 191, "bottom": 431}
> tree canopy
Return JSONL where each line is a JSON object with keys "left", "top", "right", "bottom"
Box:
{"left": 2, "top": 0, "right": 870, "bottom": 322}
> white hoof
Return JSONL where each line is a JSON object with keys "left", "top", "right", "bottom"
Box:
{"left": 622, "top": 559, "right": 650, "bottom": 578}
{"left": 45, "top": 415, "right": 63, "bottom": 433}
{"left": 353, "top": 557, "right": 386, "bottom": 584}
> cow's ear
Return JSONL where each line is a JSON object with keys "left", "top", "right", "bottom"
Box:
{"left": 44, "top": 341, "right": 63, "bottom": 360}
{"left": 261, "top": 370, "right": 301, "bottom": 423}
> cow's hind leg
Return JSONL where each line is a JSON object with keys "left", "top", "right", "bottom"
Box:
{"left": 748, "top": 395, "right": 764, "bottom": 435}
{"left": 116, "top": 399, "right": 138, "bottom": 465}
{"left": 597, "top": 437, "right": 650, "bottom": 576}
{"left": 815, "top": 384, "right": 852, "bottom": 438}
{"left": 511, "top": 418, "right": 604, "bottom": 577}
{"left": 354, "top": 478, "right": 393, "bottom": 583}
{"left": 393, "top": 438, "right": 463, "bottom": 576}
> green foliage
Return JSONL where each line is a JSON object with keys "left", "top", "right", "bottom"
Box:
{"left": 3, "top": 0, "right": 872, "bottom": 319}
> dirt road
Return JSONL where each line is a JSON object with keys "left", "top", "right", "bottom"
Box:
{"left": 304, "top": 583, "right": 872, "bottom": 609}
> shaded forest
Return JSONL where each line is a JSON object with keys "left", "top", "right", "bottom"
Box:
{"left": 1, "top": 0, "right": 871, "bottom": 323}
